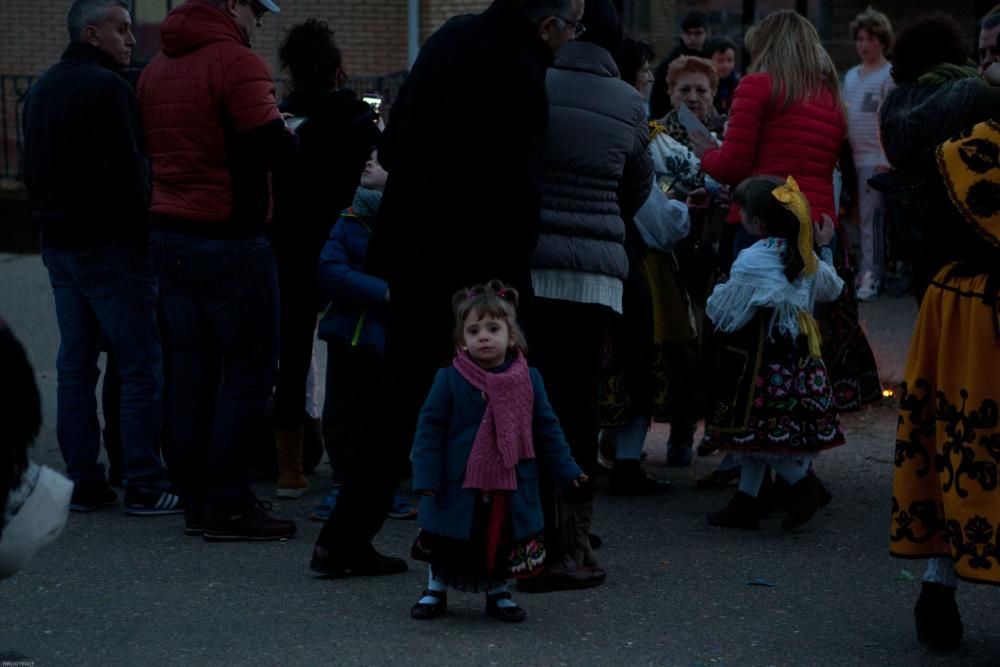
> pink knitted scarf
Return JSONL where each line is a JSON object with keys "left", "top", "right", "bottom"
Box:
{"left": 453, "top": 350, "right": 535, "bottom": 491}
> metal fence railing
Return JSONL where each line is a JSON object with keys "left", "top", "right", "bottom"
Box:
{"left": 1, "top": 75, "right": 35, "bottom": 184}
{"left": 0, "top": 69, "right": 409, "bottom": 187}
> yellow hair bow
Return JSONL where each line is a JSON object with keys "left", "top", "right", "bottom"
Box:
{"left": 771, "top": 175, "right": 817, "bottom": 277}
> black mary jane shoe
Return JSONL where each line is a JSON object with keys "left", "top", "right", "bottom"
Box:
{"left": 485, "top": 591, "right": 526, "bottom": 623}
{"left": 410, "top": 590, "right": 448, "bottom": 620}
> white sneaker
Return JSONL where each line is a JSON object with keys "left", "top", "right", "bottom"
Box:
{"left": 857, "top": 270, "right": 879, "bottom": 301}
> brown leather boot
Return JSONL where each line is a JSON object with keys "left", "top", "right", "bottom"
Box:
{"left": 275, "top": 428, "right": 309, "bottom": 498}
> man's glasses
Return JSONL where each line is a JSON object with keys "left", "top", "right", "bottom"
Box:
{"left": 240, "top": 0, "right": 266, "bottom": 22}
{"left": 557, "top": 16, "right": 586, "bottom": 39}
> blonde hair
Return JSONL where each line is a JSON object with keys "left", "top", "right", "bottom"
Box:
{"left": 745, "top": 10, "right": 843, "bottom": 112}
{"left": 850, "top": 6, "right": 894, "bottom": 55}
{"left": 666, "top": 56, "right": 720, "bottom": 95}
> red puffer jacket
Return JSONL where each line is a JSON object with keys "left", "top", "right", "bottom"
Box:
{"left": 138, "top": 0, "right": 283, "bottom": 226}
{"left": 700, "top": 72, "right": 846, "bottom": 225}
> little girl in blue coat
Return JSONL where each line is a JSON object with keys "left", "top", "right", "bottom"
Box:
{"left": 409, "top": 280, "right": 585, "bottom": 623}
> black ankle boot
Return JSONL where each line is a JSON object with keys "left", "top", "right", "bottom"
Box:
{"left": 706, "top": 491, "right": 760, "bottom": 530}
{"left": 914, "top": 581, "right": 962, "bottom": 649}
{"left": 610, "top": 459, "right": 671, "bottom": 495}
{"left": 781, "top": 474, "right": 831, "bottom": 530}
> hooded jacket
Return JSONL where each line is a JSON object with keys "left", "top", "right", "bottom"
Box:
{"left": 22, "top": 43, "right": 150, "bottom": 249}
{"left": 137, "top": 0, "right": 295, "bottom": 235}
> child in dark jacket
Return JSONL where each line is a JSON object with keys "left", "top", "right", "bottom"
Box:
{"left": 408, "top": 281, "right": 586, "bottom": 623}
{"left": 312, "top": 152, "right": 416, "bottom": 520}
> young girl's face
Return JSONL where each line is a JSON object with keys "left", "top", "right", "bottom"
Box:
{"left": 360, "top": 151, "right": 388, "bottom": 191}
{"left": 462, "top": 309, "right": 512, "bottom": 369}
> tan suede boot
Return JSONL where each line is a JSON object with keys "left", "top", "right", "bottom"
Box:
{"left": 275, "top": 428, "right": 309, "bottom": 498}
{"left": 561, "top": 498, "right": 601, "bottom": 568}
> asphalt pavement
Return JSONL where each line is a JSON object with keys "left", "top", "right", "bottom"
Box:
{"left": 0, "top": 251, "right": 996, "bottom": 667}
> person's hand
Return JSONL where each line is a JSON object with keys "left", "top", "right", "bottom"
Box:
{"left": 281, "top": 112, "right": 295, "bottom": 120}
{"left": 813, "top": 213, "right": 835, "bottom": 248}
{"left": 874, "top": 164, "right": 891, "bottom": 175}
{"left": 686, "top": 187, "right": 710, "bottom": 210}
{"left": 984, "top": 61, "right": 1000, "bottom": 86}
{"left": 571, "top": 474, "right": 589, "bottom": 488}
{"left": 690, "top": 131, "right": 718, "bottom": 159}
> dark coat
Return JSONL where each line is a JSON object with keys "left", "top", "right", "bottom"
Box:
{"left": 316, "top": 202, "right": 388, "bottom": 354}
{"left": 367, "top": 0, "right": 552, "bottom": 326}
{"left": 22, "top": 43, "right": 150, "bottom": 248}
{"left": 411, "top": 365, "right": 582, "bottom": 541}
{"left": 273, "top": 89, "right": 379, "bottom": 250}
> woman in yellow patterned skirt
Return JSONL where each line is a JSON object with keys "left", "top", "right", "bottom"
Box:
{"left": 890, "top": 120, "right": 1000, "bottom": 649}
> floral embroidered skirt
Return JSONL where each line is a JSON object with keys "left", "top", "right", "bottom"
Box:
{"left": 704, "top": 313, "right": 845, "bottom": 455}
{"left": 816, "top": 240, "right": 882, "bottom": 411}
{"left": 411, "top": 492, "right": 545, "bottom": 592}
{"left": 890, "top": 267, "right": 1000, "bottom": 584}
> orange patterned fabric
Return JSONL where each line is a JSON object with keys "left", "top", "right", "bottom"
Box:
{"left": 890, "top": 266, "right": 1000, "bottom": 584}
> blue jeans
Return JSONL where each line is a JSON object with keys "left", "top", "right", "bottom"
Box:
{"left": 151, "top": 232, "right": 278, "bottom": 519}
{"left": 41, "top": 242, "right": 167, "bottom": 493}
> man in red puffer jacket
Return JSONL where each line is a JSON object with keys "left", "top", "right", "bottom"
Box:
{"left": 138, "top": 0, "right": 298, "bottom": 543}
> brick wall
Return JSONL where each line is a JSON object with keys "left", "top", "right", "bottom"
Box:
{"left": 0, "top": 0, "right": 69, "bottom": 78}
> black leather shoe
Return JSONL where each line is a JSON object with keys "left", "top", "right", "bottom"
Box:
{"left": 781, "top": 475, "right": 832, "bottom": 530}
{"left": 311, "top": 545, "right": 408, "bottom": 578}
{"left": 411, "top": 589, "right": 448, "bottom": 620}
{"left": 486, "top": 591, "right": 526, "bottom": 623}
{"left": 706, "top": 491, "right": 760, "bottom": 530}
{"left": 915, "top": 581, "right": 962, "bottom": 649}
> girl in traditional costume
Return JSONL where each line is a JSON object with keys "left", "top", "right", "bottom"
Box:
{"left": 703, "top": 176, "right": 846, "bottom": 530}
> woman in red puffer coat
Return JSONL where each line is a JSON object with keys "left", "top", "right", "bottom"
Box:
{"left": 693, "top": 9, "right": 881, "bottom": 413}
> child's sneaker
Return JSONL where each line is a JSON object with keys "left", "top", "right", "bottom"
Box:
{"left": 856, "top": 270, "right": 879, "bottom": 301}
{"left": 387, "top": 491, "right": 418, "bottom": 520}
{"left": 308, "top": 486, "right": 340, "bottom": 522}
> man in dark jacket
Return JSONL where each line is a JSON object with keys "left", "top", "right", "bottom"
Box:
{"left": 649, "top": 10, "right": 710, "bottom": 119}
{"left": 138, "top": 0, "right": 298, "bottom": 542}
{"left": 22, "top": 0, "right": 180, "bottom": 516}
{"left": 311, "top": 0, "right": 585, "bottom": 577}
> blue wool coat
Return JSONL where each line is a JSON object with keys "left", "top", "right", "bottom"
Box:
{"left": 411, "top": 365, "right": 582, "bottom": 541}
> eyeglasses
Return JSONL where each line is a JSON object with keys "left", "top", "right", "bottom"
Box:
{"left": 240, "top": 0, "right": 266, "bottom": 22}
{"left": 556, "top": 16, "right": 586, "bottom": 39}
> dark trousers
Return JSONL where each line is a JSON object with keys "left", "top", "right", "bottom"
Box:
{"left": 528, "top": 298, "right": 614, "bottom": 558}
{"left": 315, "top": 289, "right": 452, "bottom": 557}
{"left": 321, "top": 337, "right": 382, "bottom": 485}
{"left": 151, "top": 232, "right": 278, "bottom": 520}
{"left": 272, "top": 242, "right": 322, "bottom": 431}
{"left": 41, "top": 242, "right": 168, "bottom": 493}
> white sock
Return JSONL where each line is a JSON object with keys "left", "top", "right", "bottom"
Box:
{"left": 613, "top": 416, "right": 650, "bottom": 461}
{"left": 488, "top": 582, "right": 517, "bottom": 609}
{"left": 771, "top": 457, "right": 812, "bottom": 485}
{"left": 738, "top": 459, "right": 767, "bottom": 497}
{"left": 923, "top": 557, "right": 958, "bottom": 588}
{"left": 418, "top": 567, "right": 447, "bottom": 604}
